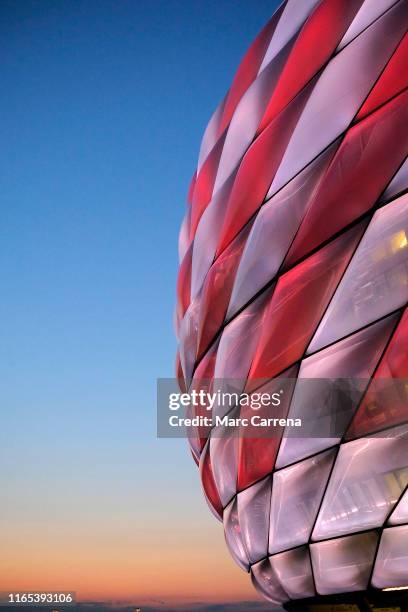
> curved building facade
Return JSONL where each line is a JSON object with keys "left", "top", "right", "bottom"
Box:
{"left": 176, "top": 0, "right": 408, "bottom": 606}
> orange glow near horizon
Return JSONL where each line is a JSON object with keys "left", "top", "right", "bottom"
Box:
{"left": 0, "top": 520, "right": 260, "bottom": 607}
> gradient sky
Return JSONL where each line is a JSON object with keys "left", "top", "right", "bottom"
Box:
{"left": 0, "top": 1, "right": 279, "bottom": 608}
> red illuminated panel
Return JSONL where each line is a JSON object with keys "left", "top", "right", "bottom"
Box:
{"left": 346, "top": 308, "right": 408, "bottom": 439}
{"left": 197, "top": 223, "right": 251, "bottom": 359}
{"left": 175, "top": 351, "right": 186, "bottom": 393}
{"left": 218, "top": 3, "right": 286, "bottom": 135}
{"left": 187, "top": 171, "right": 196, "bottom": 205}
{"left": 237, "top": 366, "right": 298, "bottom": 491}
{"left": 258, "top": 0, "right": 362, "bottom": 132}
{"left": 176, "top": 242, "right": 193, "bottom": 320}
{"left": 199, "top": 441, "right": 223, "bottom": 520}
{"left": 356, "top": 33, "right": 408, "bottom": 121}
{"left": 216, "top": 81, "right": 313, "bottom": 257}
{"left": 285, "top": 91, "right": 408, "bottom": 267}
{"left": 189, "top": 341, "right": 218, "bottom": 453}
{"left": 248, "top": 223, "right": 366, "bottom": 383}
{"left": 190, "top": 131, "right": 227, "bottom": 237}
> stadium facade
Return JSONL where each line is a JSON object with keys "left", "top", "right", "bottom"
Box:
{"left": 176, "top": 0, "right": 408, "bottom": 607}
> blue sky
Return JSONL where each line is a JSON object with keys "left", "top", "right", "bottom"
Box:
{"left": 0, "top": 0, "right": 279, "bottom": 605}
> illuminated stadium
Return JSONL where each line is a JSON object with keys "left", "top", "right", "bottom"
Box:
{"left": 176, "top": 0, "right": 408, "bottom": 607}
